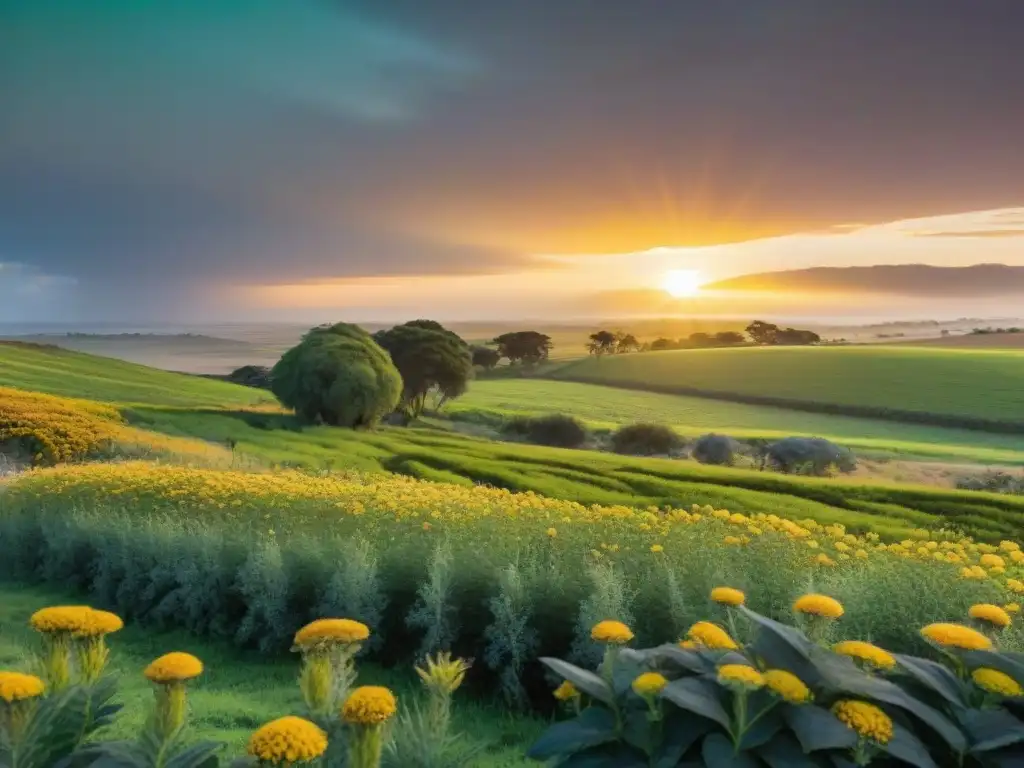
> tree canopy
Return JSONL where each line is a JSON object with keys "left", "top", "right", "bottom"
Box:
{"left": 471, "top": 345, "right": 501, "bottom": 370}
{"left": 492, "top": 331, "right": 553, "bottom": 365}
{"left": 587, "top": 330, "right": 617, "bottom": 355}
{"left": 746, "top": 320, "right": 820, "bottom": 346}
{"left": 374, "top": 320, "right": 473, "bottom": 416}
{"left": 270, "top": 323, "right": 401, "bottom": 428}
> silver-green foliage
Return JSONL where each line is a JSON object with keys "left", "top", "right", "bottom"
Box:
{"left": 316, "top": 537, "right": 387, "bottom": 652}
{"left": 406, "top": 542, "right": 459, "bottom": 656}
{"left": 570, "top": 563, "right": 635, "bottom": 669}
{"left": 484, "top": 561, "right": 539, "bottom": 709}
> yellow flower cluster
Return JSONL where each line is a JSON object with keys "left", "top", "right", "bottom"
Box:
{"left": 920, "top": 623, "right": 992, "bottom": 651}
{"left": 247, "top": 716, "right": 328, "bottom": 763}
{"left": 553, "top": 681, "right": 579, "bottom": 701}
{"left": 833, "top": 641, "right": 896, "bottom": 670}
{"left": 763, "top": 670, "right": 811, "bottom": 703}
{"left": 685, "top": 621, "right": 738, "bottom": 650}
{"left": 972, "top": 668, "right": 1023, "bottom": 698}
{"left": 710, "top": 587, "right": 745, "bottom": 607}
{"left": 143, "top": 652, "right": 204, "bottom": 684}
{"left": 0, "top": 671, "right": 46, "bottom": 703}
{"left": 293, "top": 619, "right": 370, "bottom": 649}
{"left": 416, "top": 652, "right": 470, "bottom": 696}
{"left": 341, "top": 686, "right": 398, "bottom": 725}
{"left": 29, "top": 606, "right": 123, "bottom": 637}
{"left": 832, "top": 700, "right": 893, "bottom": 745}
{"left": 631, "top": 672, "right": 668, "bottom": 697}
{"left": 717, "top": 664, "right": 764, "bottom": 689}
{"left": 793, "top": 594, "right": 844, "bottom": 619}
{"left": 968, "top": 603, "right": 1012, "bottom": 629}
{"left": 591, "top": 620, "right": 634, "bottom": 645}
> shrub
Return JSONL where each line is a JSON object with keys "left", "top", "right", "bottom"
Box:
{"left": 691, "top": 433, "right": 741, "bottom": 466}
{"left": 373, "top": 322, "right": 473, "bottom": 417}
{"left": 270, "top": 323, "right": 402, "bottom": 428}
{"left": 957, "top": 470, "right": 1024, "bottom": 495}
{"left": 501, "top": 414, "right": 588, "bottom": 448}
{"left": 530, "top": 593, "right": 1024, "bottom": 767}
{"left": 767, "top": 436, "right": 857, "bottom": 476}
{"left": 226, "top": 364, "right": 272, "bottom": 389}
{"left": 610, "top": 423, "right": 683, "bottom": 456}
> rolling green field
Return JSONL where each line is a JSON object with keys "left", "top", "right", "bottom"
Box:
{"left": 451, "top": 379, "right": 1024, "bottom": 465}
{"left": 0, "top": 584, "right": 537, "bottom": 763}
{"left": 548, "top": 345, "right": 1024, "bottom": 426}
{"left": 0, "top": 341, "right": 274, "bottom": 408}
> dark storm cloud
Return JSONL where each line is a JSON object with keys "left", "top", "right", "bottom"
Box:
{"left": 2, "top": 0, "right": 1024, "bottom": 318}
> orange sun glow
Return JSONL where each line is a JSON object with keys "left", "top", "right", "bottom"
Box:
{"left": 663, "top": 269, "right": 702, "bottom": 297}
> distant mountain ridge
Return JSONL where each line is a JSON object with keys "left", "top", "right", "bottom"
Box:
{"left": 705, "top": 264, "right": 1024, "bottom": 296}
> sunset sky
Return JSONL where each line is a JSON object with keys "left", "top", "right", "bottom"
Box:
{"left": 2, "top": 1, "right": 1023, "bottom": 323}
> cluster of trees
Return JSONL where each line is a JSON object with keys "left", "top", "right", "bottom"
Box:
{"left": 647, "top": 331, "right": 746, "bottom": 351}
{"left": 745, "top": 320, "right": 820, "bottom": 346}
{"left": 472, "top": 331, "right": 553, "bottom": 370}
{"left": 585, "top": 320, "right": 820, "bottom": 356}
{"left": 586, "top": 330, "right": 640, "bottom": 355}
{"left": 270, "top": 323, "right": 554, "bottom": 427}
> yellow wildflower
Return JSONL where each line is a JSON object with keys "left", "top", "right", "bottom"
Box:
{"left": 969, "top": 604, "right": 1012, "bottom": 629}
{"left": 981, "top": 554, "right": 1006, "bottom": 569}
{"left": 686, "top": 621, "right": 738, "bottom": 651}
{"left": 921, "top": 623, "right": 992, "bottom": 651}
{"left": 972, "top": 668, "right": 1023, "bottom": 698}
{"left": 553, "top": 681, "right": 579, "bottom": 701}
{"left": 631, "top": 672, "right": 668, "bottom": 697}
{"left": 832, "top": 700, "right": 893, "bottom": 745}
{"left": 717, "top": 664, "right": 764, "bottom": 689}
{"left": 546, "top": 527, "right": 557, "bottom": 538}
{"left": 793, "top": 594, "right": 844, "bottom": 619}
{"left": 73, "top": 609, "right": 124, "bottom": 638}
{"left": 0, "top": 672, "right": 45, "bottom": 702}
{"left": 143, "top": 652, "right": 204, "bottom": 684}
{"left": 591, "top": 620, "right": 634, "bottom": 645}
{"left": 293, "top": 618, "right": 370, "bottom": 649}
{"left": 341, "top": 686, "right": 397, "bottom": 725}
{"left": 763, "top": 670, "right": 811, "bottom": 704}
{"left": 29, "top": 606, "right": 92, "bottom": 634}
{"left": 709, "top": 587, "right": 745, "bottom": 607}
{"left": 1005, "top": 603, "right": 1021, "bottom": 615}
{"left": 247, "top": 716, "right": 328, "bottom": 764}
{"left": 650, "top": 544, "right": 664, "bottom": 553}
{"left": 834, "top": 641, "right": 896, "bottom": 670}
{"left": 415, "top": 652, "right": 470, "bottom": 695}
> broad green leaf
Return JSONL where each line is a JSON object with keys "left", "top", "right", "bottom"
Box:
{"left": 964, "top": 651, "right": 1024, "bottom": 687}
{"left": 981, "top": 745, "right": 1024, "bottom": 768}
{"left": 661, "top": 677, "right": 731, "bottom": 730}
{"left": 738, "top": 703, "right": 783, "bottom": 750}
{"left": 758, "top": 732, "right": 828, "bottom": 768}
{"left": 556, "top": 743, "right": 649, "bottom": 767}
{"left": 883, "top": 721, "right": 938, "bottom": 768}
{"left": 652, "top": 710, "right": 711, "bottom": 768}
{"left": 785, "top": 705, "right": 858, "bottom": 752}
{"left": 963, "top": 708, "right": 1024, "bottom": 753}
{"left": 541, "top": 657, "right": 614, "bottom": 705}
{"left": 739, "top": 608, "right": 823, "bottom": 687}
{"left": 611, "top": 655, "right": 647, "bottom": 698}
{"left": 527, "top": 707, "right": 618, "bottom": 760}
{"left": 648, "top": 645, "right": 714, "bottom": 675}
{"left": 701, "top": 733, "right": 759, "bottom": 768}
{"left": 165, "top": 742, "right": 224, "bottom": 768}
{"left": 818, "top": 658, "right": 966, "bottom": 753}
{"left": 892, "top": 654, "right": 964, "bottom": 706}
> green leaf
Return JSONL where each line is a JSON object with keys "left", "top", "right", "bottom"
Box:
{"left": 817, "top": 657, "right": 966, "bottom": 753}
{"left": 541, "top": 658, "right": 614, "bottom": 705}
{"left": 963, "top": 708, "right": 1024, "bottom": 753}
{"left": 555, "top": 743, "right": 648, "bottom": 767}
{"left": 892, "top": 654, "right": 964, "bottom": 706}
{"left": 652, "top": 710, "right": 711, "bottom": 768}
{"left": 964, "top": 651, "right": 1024, "bottom": 686}
{"left": 883, "top": 721, "right": 938, "bottom": 768}
{"left": 758, "top": 732, "right": 828, "bottom": 768}
{"left": 981, "top": 745, "right": 1024, "bottom": 768}
{"left": 701, "top": 733, "right": 759, "bottom": 768}
{"left": 165, "top": 742, "right": 224, "bottom": 768}
{"left": 785, "top": 705, "right": 858, "bottom": 752}
{"left": 661, "top": 677, "right": 731, "bottom": 730}
{"left": 648, "top": 645, "right": 714, "bottom": 675}
{"left": 610, "top": 655, "right": 647, "bottom": 698}
{"left": 527, "top": 707, "right": 618, "bottom": 760}
{"left": 739, "top": 608, "right": 822, "bottom": 687}
{"left": 738, "top": 701, "right": 783, "bottom": 750}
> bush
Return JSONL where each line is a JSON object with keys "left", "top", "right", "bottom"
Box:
{"left": 501, "top": 414, "right": 587, "bottom": 448}
{"left": 530, "top": 593, "right": 1022, "bottom": 767}
{"left": 270, "top": 323, "right": 402, "bottom": 428}
{"left": 691, "top": 433, "right": 742, "bottom": 466}
{"left": 767, "top": 437, "right": 857, "bottom": 476}
{"left": 610, "top": 423, "right": 682, "bottom": 456}
{"left": 957, "top": 470, "right": 1024, "bottom": 495}
{"left": 226, "top": 365, "right": 272, "bottom": 389}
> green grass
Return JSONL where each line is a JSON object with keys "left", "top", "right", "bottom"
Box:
{"left": 548, "top": 345, "right": 1024, "bottom": 426}
{"left": 0, "top": 583, "right": 538, "bottom": 764}
{"left": 451, "top": 380, "right": 1024, "bottom": 465}
{"left": 0, "top": 341, "right": 274, "bottom": 408}
{"left": 121, "top": 405, "right": 1024, "bottom": 541}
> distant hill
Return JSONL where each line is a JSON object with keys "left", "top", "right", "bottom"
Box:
{"left": 705, "top": 264, "right": 1024, "bottom": 296}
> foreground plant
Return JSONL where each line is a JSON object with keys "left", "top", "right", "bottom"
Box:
{"left": 245, "top": 716, "right": 327, "bottom": 766}
{"left": 292, "top": 618, "right": 369, "bottom": 720}
{"left": 527, "top": 590, "right": 1024, "bottom": 767}
{"left": 342, "top": 686, "right": 397, "bottom": 768}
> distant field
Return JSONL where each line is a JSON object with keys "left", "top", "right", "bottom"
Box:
{"left": 450, "top": 380, "right": 1024, "bottom": 465}
{"left": 547, "top": 345, "right": 1024, "bottom": 427}
{"left": 0, "top": 341, "right": 275, "bottom": 407}
{"left": 888, "top": 332, "right": 1024, "bottom": 349}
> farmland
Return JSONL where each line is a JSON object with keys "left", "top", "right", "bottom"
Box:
{"left": 451, "top": 379, "right": 1024, "bottom": 465}
{"left": 547, "top": 345, "right": 1024, "bottom": 429}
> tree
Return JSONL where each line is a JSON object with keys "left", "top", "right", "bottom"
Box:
{"left": 745, "top": 320, "right": 779, "bottom": 345}
{"left": 270, "top": 323, "right": 401, "bottom": 428}
{"left": 775, "top": 328, "right": 821, "bottom": 345}
{"left": 713, "top": 331, "right": 746, "bottom": 346}
{"left": 471, "top": 345, "right": 501, "bottom": 370}
{"left": 374, "top": 321, "right": 473, "bottom": 417}
{"left": 650, "top": 337, "right": 676, "bottom": 351}
{"left": 616, "top": 333, "right": 640, "bottom": 354}
{"left": 688, "top": 332, "right": 714, "bottom": 348}
{"left": 587, "top": 330, "right": 618, "bottom": 356}
{"left": 493, "top": 331, "right": 553, "bottom": 365}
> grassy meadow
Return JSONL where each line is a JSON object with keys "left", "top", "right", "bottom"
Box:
{"left": 0, "top": 584, "right": 538, "bottom": 764}
{"left": 451, "top": 379, "right": 1024, "bottom": 465}
{"left": 548, "top": 345, "right": 1024, "bottom": 428}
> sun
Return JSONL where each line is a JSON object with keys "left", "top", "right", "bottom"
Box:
{"left": 663, "top": 269, "right": 702, "bottom": 297}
